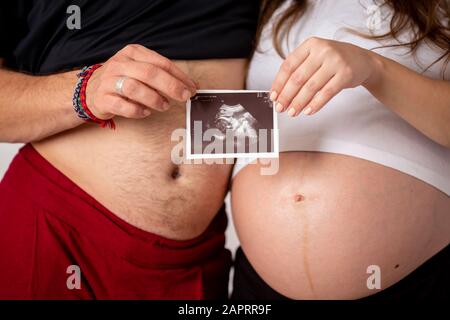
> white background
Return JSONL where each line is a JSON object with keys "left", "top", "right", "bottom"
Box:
{"left": 0, "top": 142, "right": 239, "bottom": 291}
{"left": 0, "top": 143, "right": 22, "bottom": 179}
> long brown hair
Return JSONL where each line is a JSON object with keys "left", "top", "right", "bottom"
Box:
{"left": 257, "top": 0, "right": 450, "bottom": 74}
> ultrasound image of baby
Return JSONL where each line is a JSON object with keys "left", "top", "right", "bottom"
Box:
{"left": 208, "top": 103, "right": 260, "bottom": 149}
{"left": 187, "top": 91, "right": 278, "bottom": 158}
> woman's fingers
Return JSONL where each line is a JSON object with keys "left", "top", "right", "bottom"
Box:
{"left": 271, "top": 44, "right": 310, "bottom": 101}
{"left": 102, "top": 76, "right": 169, "bottom": 112}
{"left": 114, "top": 60, "right": 194, "bottom": 102}
{"left": 301, "top": 73, "right": 346, "bottom": 116}
{"left": 120, "top": 44, "right": 197, "bottom": 91}
{"left": 270, "top": 38, "right": 375, "bottom": 118}
{"left": 275, "top": 57, "right": 322, "bottom": 112}
{"left": 286, "top": 66, "right": 335, "bottom": 117}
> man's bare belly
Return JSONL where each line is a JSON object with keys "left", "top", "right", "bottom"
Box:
{"left": 231, "top": 152, "right": 450, "bottom": 299}
{"left": 33, "top": 59, "right": 246, "bottom": 240}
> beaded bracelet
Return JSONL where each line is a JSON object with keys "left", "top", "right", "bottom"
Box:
{"left": 73, "top": 64, "right": 116, "bottom": 129}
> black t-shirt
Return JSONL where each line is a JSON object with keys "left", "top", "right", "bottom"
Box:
{"left": 0, "top": 0, "right": 260, "bottom": 74}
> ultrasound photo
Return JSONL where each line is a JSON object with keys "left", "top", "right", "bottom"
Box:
{"left": 186, "top": 90, "right": 279, "bottom": 159}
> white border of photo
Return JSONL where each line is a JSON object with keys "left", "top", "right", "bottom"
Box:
{"left": 186, "top": 90, "right": 279, "bottom": 160}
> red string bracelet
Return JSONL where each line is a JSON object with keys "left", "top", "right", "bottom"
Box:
{"left": 78, "top": 64, "right": 116, "bottom": 129}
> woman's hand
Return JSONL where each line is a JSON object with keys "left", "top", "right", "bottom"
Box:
{"left": 87, "top": 44, "right": 197, "bottom": 119}
{"left": 271, "top": 37, "right": 380, "bottom": 117}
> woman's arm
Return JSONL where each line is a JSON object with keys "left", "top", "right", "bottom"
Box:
{"left": 364, "top": 53, "right": 450, "bottom": 148}
{"left": 271, "top": 37, "right": 450, "bottom": 148}
{"left": 0, "top": 44, "right": 196, "bottom": 143}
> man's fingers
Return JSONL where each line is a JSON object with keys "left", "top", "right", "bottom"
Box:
{"left": 103, "top": 77, "right": 169, "bottom": 112}
{"left": 102, "top": 94, "right": 152, "bottom": 119}
{"left": 114, "top": 60, "right": 194, "bottom": 102}
{"left": 120, "top": 44, "right": 197, "bottom": 91}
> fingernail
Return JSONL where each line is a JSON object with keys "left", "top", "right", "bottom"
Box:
{"left": 142, "top": 109, "right": 151, "bottom": 116}
{"left": 182, "top": 89, "right": 191, "bottom": 101}
{"left": 288, "top": 108, "right": 297, "bottom": 117}
{"left": 270, "top": 91, "right": 278, "bottom": 101}
{"left": 303, "top": 107, "right": 313, "bottom": 115}
{"left": 276, "top": 103, "right": 284, "bottom": 112}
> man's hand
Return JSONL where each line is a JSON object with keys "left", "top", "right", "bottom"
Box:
{"left": 87, "top": 44, "right": 197, "bottom": 119}
{"left": 0, "top": 44, "right": 198, "bottom": 143}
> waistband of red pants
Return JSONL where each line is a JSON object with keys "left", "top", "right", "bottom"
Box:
{"left": 2, "top": 143, "right": 228, "bottom": 269}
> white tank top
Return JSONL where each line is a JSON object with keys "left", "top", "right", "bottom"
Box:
{"left": 233, "top": 0, "right": 450, "bottom": 196}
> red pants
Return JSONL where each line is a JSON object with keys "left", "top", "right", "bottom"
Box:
{"left": 0, "top": 145, "right": 231, "bottom": 299}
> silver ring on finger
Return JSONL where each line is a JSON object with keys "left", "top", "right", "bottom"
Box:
{"left": 115, "top": 76, "right": 128, "bottom": 96}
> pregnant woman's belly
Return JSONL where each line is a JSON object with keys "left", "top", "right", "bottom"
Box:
{"left": 231, "top": 152, "right": 450, "bottom": 299}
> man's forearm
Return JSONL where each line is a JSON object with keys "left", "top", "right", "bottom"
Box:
{"left": 0, "top": 67, "right": 84, "bottom": 143}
